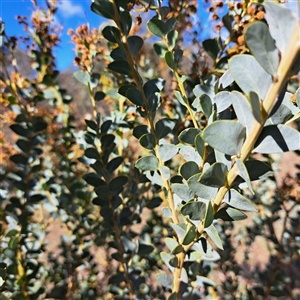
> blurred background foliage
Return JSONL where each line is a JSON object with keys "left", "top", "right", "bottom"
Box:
{"left": 0, "top": 0, "right": 299, "bottom": 299}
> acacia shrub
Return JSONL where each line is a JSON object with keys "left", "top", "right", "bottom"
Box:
{"left": 0, "top": 1, "right": 299, "bottom": 300}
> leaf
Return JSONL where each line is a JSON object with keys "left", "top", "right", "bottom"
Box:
{"left": 195, "top": 135, "right": 205, "bottom": 158}
{"left": 120, "top": 11, "right": 132, "bottom": 36}
{"left": 199, "top": 162, "right": 227, "bottom": 187}
{"left": 139, "top": 133, "right": 156, "bottom": 150}
{"left": 133, "top": 125, "right": 149, "bottom": 139}
{"left": 106, "top": 156, "right": 124, "bottom": 173}
{"left": 181, "top": 200, "right": 206, "bottom": 221}
{"left": 158, "top": 144, "right": 178, "bottom": 162}
{"left": 16, "top": 139, "right": 30, "bottom": 153}
{"left": 91, "top": 0, "right": 114, "bottom": 19}
{"left": 10, "top": 154, "right": 28, "bottom": 166}
{"left": 109, "top": 176, "right": 128, "bottom": 191}
{"left": 219, "top": 70, "right": 234, "bottom": 89}
{"left": 155, "top": 118, "right": 176, "bottom": 140}
{"left": 171, "top": 223, "right": 186, "bottom": 239}
{"left": 165, "top": 51, "right": 175, "bottom": 70}
{"left": 229, "top": 54, "right": 272, "bottom": 100}
{"left": 156, "top": 272, "right": 173, "bottom": 288}
{"left": 153, "top": 42, "right": 168, "bottom": 58}
{"left": 118, "top": 84, "right": 144, "bottom": 106}
{"left": 205, "top": 224, "right": 223, "bottom": 250}
{"left": 95, "top": 91, "right": 106, "bottom": 101}
{"left": 111, "top": 47, "right": 126, "bottom": 60}
{"left": 215, "top": 206, "right": 247, "bottom": 221}
{"left": 128, "top": 36, "right": 144, "bottom": 56}
{"left": 161, "top": 207, "right": 172, "bottom": 218}
{"left": 85, "top": 148, "right": 100, "bottom": 159}
{"left": 188, "top": 174, "right": 218, "bottom": 200}
{"left": 179, "top": 128, "right": 201, "bottom": 145}
{"left": 235, "top": 158, "right": 254, "bottom": 193}
{"left": 178, "top": 145, "right": 201, "bottom": 163}
{"left": 194, "top": 276, "right": 216, "bottom": 288}
{"left": 254, "top": 124, "right": 300, "bottom": 153}
{"left": 200, "top": 94, "right": 212, "bottom": 118}
{"left": 147, "top": 18, "right": 166, "bottom": 38}
{"left": 135, "top": 155, "right": 159, "bottom": 171}
{"left": 147, "top": 197, "right": 163, "bottom": 209}
{"left": 245, "top": 21, "right": 279, "bottom": 76}
{"left": 182, "top": 225, "right": 197, "bottom": 245}
{"left": 231, "top": 91, "right": 255, "bottom": 135}
{"left": 203, "top": 38, "right": 220, "bottom": 60}
{"left": 269, "top": 104, "right": 292, "bottom": 125}
{"left": 74, "top": 70, "right": 90, "bottom": 85}
{"left": 102, "top": 26, "right": 121, "bottom": 43}
{"left": 165, "top": 18, "right": 176, "bottom": 33}
{"left": 83, "top": 173, "right": 106, "bottom": 187}
{"left": 221, "top": 12, "right": 233, "bottom": 31}
{"left": 143, "top": 78, "right": 165, "bottom": 99}
{"left": 193, "top": 85, "right": 215, "bottom": 99}
{"left": 204, "top": 201, "right": 214, "bottom": 228}
{"left": 161, "top": 252, "right": 175, "bottom": 272}
{"left": 167, "top": 30, "right": 178, "bottom": 49}
{"left": 245, "top": 160, "right": 272, "bottom": 181}
{"left": 146, "top": 170, "right": 163, "bottom": 186}
{"left": 159, "top": 166, "right": 170, "bottom": 180}
{"left": 224, "top": 189, "right": 257, "bottom": 212}
{"left": 174, "top": 90, "right": 187, "bottom": 107}
{"left": 180, "top": 161, "right": 199, "bottom": 181}
{"left": 171, "top": 183, "right": 194, "bottom": 201}
{"left": 249, "top": 91, "right": 262, "bottom": 123}
{"left": 264, "top": 2, "right": 297, "bottom": 54}
{"left": 138, "top": 243, "right": 154, "bottom": 255}
{"left": 165, "top": 238, "right": 178, "bottom": 251}
{"left": 108, "top": 60, "right": 132, "bottom": 76}
{"left": 213, "top": 91, "right": 231, "bottom": 113}
{"left": 203, "top": 120, "right": 246, "bottom": 156}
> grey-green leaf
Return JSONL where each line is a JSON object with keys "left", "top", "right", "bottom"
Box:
{"left": 153, "top": 42, "right": 168, "bottom": 58}
{"left": 180, "top": 161, "right": 199, "bottom": 180}
{"left": 182, "top": 225, "right": 197, "bottom": 245}
{"left": 245, "top": 21, "right": 279, "bottom": 76}
{"left": 199, "top": 162, "right": 227, "bottom": 187}
{"left": 224, "top": 189, "right": 257, "bottom": 212}
{"left": 264, "top": 2, "right": 297, "bottom": 54}
{"left": 204, "top": 201, "right": 214, "bottom": 228}
{"left": 203, "top": 120, "right": 246, "bottom": 156}
{"left": 147, "top": 18, "right": 166, "bottom": 38}
{"left": 254, "top": 124, "right": 300, "bottom": 153}
{"left": 235, "top": 158, "right": 254, "bottom": 194}
{"left": 91, "top": 0, "right": 114, "bottom": 19}
{"left": 229, "top": 54, "right": 272, "bottom": 100}
{"left": 188, "top": 174, "right": 218, "bottom": 200}
{"left": 128, "top": 36, "right": 144, "bottom": 56}
{"left": 139, "top": 133, "right": 156, "bottom": 150}
{"left": 215, "top": 206, "right": 247, "bottom": 221}
{"left": 108, "top": 60, "right": 132, "bottom": 76}
{"left": 158, "top": 144, "right": 178, "bottom": 162}
{"left": 231, "top": 91, "right": 255, "bottom": 134}
{"left": 249, "top": 91, "right": 262, "bottom": 123}
{"left": 205, "top": 225, "right": 223, "bottom": 250}
{"left": 171, "top": 183, "right": 194, "bottom": 201}
{"left": 155, "top": 118, "right": 176, "bottom": 140}
{"left": 213, "top": 91, "right": 231, "bottom": 113}
{"left": 120, "top": 11, "right": 132, "bottom": 36}
{"left": 181, "top": 201, "right": 206, "bottom": 221}
{"left": 119, "top": 84, "right": 144, "bottom": 106}
{"left": 179, "top": 128, "right": 201, "bottom": 145}
{"left": 74, "top": 70, "right": 90, "bottom": 86}
{"left": 135, "top": 155, "right": 159, "bottom": 171}
{"left": 165, "top": 51, "right": 175, "bottom": 70}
